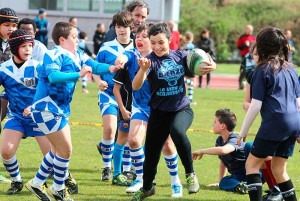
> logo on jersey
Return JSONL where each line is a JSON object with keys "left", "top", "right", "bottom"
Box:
{"left": 24, "top": 77, "right": 36, "bottom": 87}
{"left": 157, "top": 59, "right": 184, "bottom": 86}
{"left": 122, "top": 122, "right": 129, "bottom": 128}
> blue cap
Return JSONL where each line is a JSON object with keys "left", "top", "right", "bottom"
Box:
{"left": 38, "top": 8, "right": 45, "bottom": 14}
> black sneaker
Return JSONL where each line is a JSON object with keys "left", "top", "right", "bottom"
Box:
{"left": 131, "top": 186, "right": 155, "bottom": 201}
{"left": 122, "top": 170, "right": 137, "bottom": 181}
{"left": 65, "top": 171, "right": 78, "bottom": 194}
{"left": 48, "top": 186, "right": 73, "bottom": 201}
{"left": 7, "top": 180, "right": 23, "bottom": 195}
{"left": 101, "top": 167, "right": 112, "bottom": 181}
{"left": 234, "top": 182, "right": 248, "bottom": 194}
{"left": 26, "top": 179, "right": 51, "bottom": 201}
{"left": 262, "top": 188, "right": 283, "bottom": 201}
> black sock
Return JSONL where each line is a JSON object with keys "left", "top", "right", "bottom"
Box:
{"left": 247, "top": 174, "right": 262, "bottom": 201}
{"left": 278, "top": 179, "right": 297, "bottom": 201}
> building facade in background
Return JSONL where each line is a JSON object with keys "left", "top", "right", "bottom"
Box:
{"left": 0, "top": 0, "right": 180, "bottom": 47}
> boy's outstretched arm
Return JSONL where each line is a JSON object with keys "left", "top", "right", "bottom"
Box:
{"left": 192, "top": 144, "right": 235, "bottom": 160}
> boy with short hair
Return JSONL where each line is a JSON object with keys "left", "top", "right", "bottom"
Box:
{"left": 192, "top": 109, "right": 248, "bottom": 194}
{"left": 94, "top": 11, "right": 134, "bottom": 181}
{"left": 25, "top": 22, "right": 121, "bottom": 201}
{"left": 0, "top": 29, "right": 42, "bottom": 195}
{"left": 17, "top": 17, "right": 48, "bottom": 64}
{"left": 0, "top": 7, "right": 18, "bottom": 183}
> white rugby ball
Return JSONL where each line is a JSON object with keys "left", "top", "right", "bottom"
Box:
{"left": 187, "top": 48, "right": 212, "bottom": 76}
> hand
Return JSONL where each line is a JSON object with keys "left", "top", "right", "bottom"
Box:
{"left": 99, "top": 80, "right": 108, "bottom": 91}
{"left": 206, "top": 54, "right": 217, "bottom": 71}
{"left": 121, "top": 109, "right": 131, "bottom": 121}
{"left": 137, "top": 58, "right": 151, "bottom": 71}
{"left": 245, "top": 40, "right": 250, "bottom": 47}
{"left": 243, "top": 101, "right": 251, "bottom": 112}
{"left": 207, "top": 183, "right": 219, "bottom": 187}
{"left": 80, "top": 65, "right": 92, "bottom": 77}
{"left": 192, "top": 150, "right": 203, "bottom": 160}
{"left": 109, "top": 65, "right": 123, "bottom": 73}
{"left": 296, "top": 137, "right": 300, "bottom": 144}
{"left": 23, "top": 106, "right": 31, "bottom": 116}
{"left": 237, "top": 136, "right": 246, "bottom": 146}
{"left": 199, "top": 54, "right": 217, "bottom": 75}
{"left": 115, "top": 55, "right": 128, "bottom": 66}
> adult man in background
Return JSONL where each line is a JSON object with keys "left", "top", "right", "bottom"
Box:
{"left": 103, "top": 0, "right": 150, "bottom": 43}
{"left": 237, "top": 25, "right": 256, "bottom": 90}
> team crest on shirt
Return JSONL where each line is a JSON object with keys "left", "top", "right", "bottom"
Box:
{"left": 123, "top": 122, "right": 129, "bottom": 128}
{"left": 157, "top": 59, "right": 184, "bottom": 86}
{"left": 24, "top": 78, "right": 36, "bottom": 87}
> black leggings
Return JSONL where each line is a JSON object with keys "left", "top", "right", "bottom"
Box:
{"left": 143, "top": 106, "right": 194, "bottom": 190}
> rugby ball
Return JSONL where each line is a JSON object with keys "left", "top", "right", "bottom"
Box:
{"left": 186, "top": 48, "right": 212, "bottom": 76}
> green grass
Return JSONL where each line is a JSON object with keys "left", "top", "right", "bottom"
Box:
{"left": 214, "top": 63, "right": 240, "bottom": 75}
{"left": 214, "top": 63, "right": 300, "bottom": 75}
{"left": 0, "top": 82, "right": 299, "bottom": 201}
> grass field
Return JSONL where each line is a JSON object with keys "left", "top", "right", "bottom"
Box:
{"left": 0, "top": 82, "right": 299, "bottom": 201}
{"left": 214, "top": 63, "right": 300, "bottom": 75}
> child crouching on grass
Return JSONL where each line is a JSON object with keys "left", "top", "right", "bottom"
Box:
{"left": 192, "top": 109, "right": 248, "bottom": 194}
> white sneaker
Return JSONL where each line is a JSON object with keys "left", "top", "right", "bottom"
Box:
{"left": 126, "top": 179, "right": 143, "bottom": 193}
{"left": 171, "top": 184, "right": 183, "bottom": 198}
{"left": 25, "top": 179, "right": 51, "bottom": 201}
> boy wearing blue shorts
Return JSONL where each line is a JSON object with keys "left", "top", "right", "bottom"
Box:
{"left": 26, "top": 22, "right": 121, "bottom": 201}
{"left": 0, "top": 29, "right": 43, "bottom": 195}
{"left": 94, "top": 11, "right": 134, "bottom": 181}
{"left": 192, "top": 109, "right": 248, "bottom": 194}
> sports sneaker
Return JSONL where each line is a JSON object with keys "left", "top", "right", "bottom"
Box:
{"left": 101, "top": 167, "right": 112, "bottom": 181}
{"left": 26, "top": 179, "right": 51, "bottom": 201}
{"left": 123, "top": 170, "right": 137, "bottom": 181}
{"left": 262, "top": 189, "right": 283, "bottom": 201}
{"left": 65, "top": 171, "right": 78, "bottom": 194}
{"left": 112, "top": 174, "right": 130, "bottom": 186}
{"left": 7, "top": 180, "right": 23, "bottom": 195}
{"left": 131, "top": 186, "right": 155, "bottom": 201}
{"left": 48, "top": 185, "right": 73, "bottom": 201}
{"left": 234, "top": 182, "right": 248, "bottom": 194}
{"left": 186, "top": 173, "right": 200, "bottom": 194}
{"left": 126, "top": 179, "right": 143, "bottom": 193}
{"left": 171, "top": 184, "right": 183, "bottom": 198}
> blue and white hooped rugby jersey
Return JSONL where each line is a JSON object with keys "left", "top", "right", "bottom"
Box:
{"left": 32, "top": 46, "right": 110, "bottom": 118}
{"left": 96, "top": 38, "right": 133, "bottom": 95}
{"left": 123, "top": 49, "right": 151, "bottom": 115}
{"left": 0, "top": 58, "right": 39, "bottom": 123}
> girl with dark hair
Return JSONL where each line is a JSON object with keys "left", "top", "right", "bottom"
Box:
{"left": 131, "top": 22, "right": 216, "bottom": 200}
{"left": 238, "top": 27, "right": 300, "bottom": 201}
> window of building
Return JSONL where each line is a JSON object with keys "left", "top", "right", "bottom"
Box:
{"left": 29, "top": 0, "right": 130, "bottom": 13}
{"left": 29, "top": 0, "right": 63, "bottom": 11}
{"left": 67, "top": 0, "right": 100, "bottom": 11}
{"left": 104, "top": 0, "right": 128, "bottom": 13}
